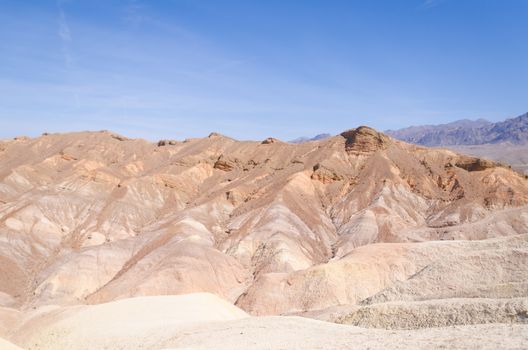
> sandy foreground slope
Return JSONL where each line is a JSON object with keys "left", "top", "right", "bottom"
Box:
{"left": 9, "top": 293, "right": 248, "bottom": 350}
{"left": 4, "top": 293, "right": 527, "bottom": 350}
{"left": 4, "top": 233, "right": 528, "bottom": 349}
{"left": 0, "top": 337, "right": 23, "bottom": 350}
{"left": 165, "top": 319, "right": 528, "bottom": 350}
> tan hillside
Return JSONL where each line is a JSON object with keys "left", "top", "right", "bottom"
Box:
{"left": 1, "top": 127, "right": 528, "bottom": 349}
{"left": 1, "top": 127, "right": 527, "bottom": 310}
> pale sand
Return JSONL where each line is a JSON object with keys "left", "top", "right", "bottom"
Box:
{"left": 8, "top": 293, "right": 528, "bottom": 350}
{"left": 0, "top": 337, "right": 23, "bottom": 350}
{"left": 166, "top": 317, "right": 528, "bottom": 350}
{"left": 12, "top": 293, "right": 248, "bottom": 350}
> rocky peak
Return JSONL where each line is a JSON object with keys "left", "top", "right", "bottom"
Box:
{"left": 340, "top": 126, "right": 391, "bottom": 153}
{"left": 261, "top": 137, "right": 280, "bottom": 144}
{"left": 157, "top": 139, "right": 178, "bottom": 147}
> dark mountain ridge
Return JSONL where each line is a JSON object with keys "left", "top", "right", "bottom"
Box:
{"left": 386, "top": 112, "right": 528, "bottom": 146}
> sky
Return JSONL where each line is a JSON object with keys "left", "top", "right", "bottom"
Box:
{"left": 0, "top": 0, "right": 527, "bottom": 141}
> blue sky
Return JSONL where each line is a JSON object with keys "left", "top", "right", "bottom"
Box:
{"left": 0, "top": 0, "right": 527, "bottom": 140}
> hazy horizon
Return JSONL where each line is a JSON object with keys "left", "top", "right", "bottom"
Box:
{"left": 1, "top": 0, "right": 527, "bottom": 140}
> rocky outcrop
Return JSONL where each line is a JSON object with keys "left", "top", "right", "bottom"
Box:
{"left": 110, "top": 134, "right": 129, "bottom": 142}
{"left": 214, "top": 155, "right": 238, "bottom": 171}
{"left": 157, "top": 139, "right": 178, "bottom": 146}
{"left": 261, "top": 137, "right": 280, "bottom": 144}
{"left": 340, "top": 126, "right": 391, "bottom": 153}
{"left": 311, "top": 163, "right": 344, "bottom": 184}
{"left": 454, "top": 156, "right": 499, "bottom": 171}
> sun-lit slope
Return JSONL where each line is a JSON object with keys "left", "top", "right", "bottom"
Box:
{"left": 0, "top": 337, "right": 23, "bottom": 350}
{"left": 145, "top": 317, "right": 528, "bottom": 350}
{"left": 1, "top": 127, "right": 527, "bottom": 313}
{"left": 11, "top": 293, "right": 248, "bottom": 350}
{"left": 335, "top": 297, "right": 528, "bottom": 329}
{"left": 237, "top": 234, "right": 528, "bottom": 314}
{"left": 8, "top": 294, "right": 527, "bottom": 350}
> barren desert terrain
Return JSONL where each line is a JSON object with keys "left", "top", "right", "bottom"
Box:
{"left": 1, "top": 127, "right": 527, "bottom": 349}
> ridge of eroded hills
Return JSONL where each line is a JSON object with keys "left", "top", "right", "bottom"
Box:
{"left": 1, "top": 127, "right": 527, "bottom": 317}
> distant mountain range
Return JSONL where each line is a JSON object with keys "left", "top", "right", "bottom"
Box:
{"left": 386, "top": 112, "right": 528, "bottom": 146}
{"left": 292, "top": 112, "right": 528, "bottom": 173}
{"left": 289, "top": 133, "right": 331, "bottom": 144}
{"left": 292, "top": 112, "right": 528, "bottom": 147}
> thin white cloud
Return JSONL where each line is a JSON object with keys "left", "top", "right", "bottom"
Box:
{"left": 422, "top": 0, "right": 444, "bottom": 9}
{"left": 58, "top": 9, "right": 71, "bottom": 42}
{"left": 123, "top": 0, "right": 148, "bottom": 25}
{"left": 57, "top": 2, "right": 73, "bottom": 65}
